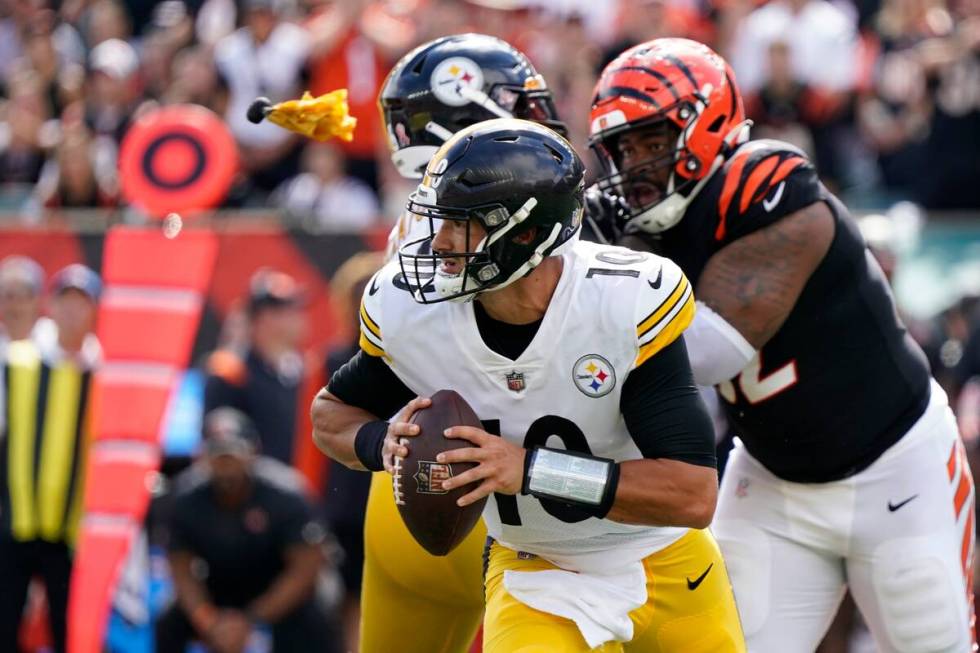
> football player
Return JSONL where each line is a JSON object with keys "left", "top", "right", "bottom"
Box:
{"left": 351, "top": 33, "right": 575, "bottom": 653}
{"left": 312, "top": 119, "right": 746, "bottom": 652}
{"left": 588, "top": 38, "right": 975, "bottom": 652}
{"left": 381, "top": 33, "right": 616, "bottom": 260}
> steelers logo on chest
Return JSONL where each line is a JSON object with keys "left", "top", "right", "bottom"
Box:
{"left": 430, "top": 57, "right": 485, "bottom": 107}
{"left": 573, "top": 354, "right": 617, "bottom": 398}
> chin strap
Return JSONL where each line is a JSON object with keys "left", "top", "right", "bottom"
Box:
{"left": 646, "top": 116, "right": 754, "bottom": 232}
{"left": 439, "top": 197, "right": 542, "bottom": 303}
{"left": 490, "top": 222, "right": 564, "bottom": 294}
{"left": 724, "top": 119, "right": 753, "bottom": 149}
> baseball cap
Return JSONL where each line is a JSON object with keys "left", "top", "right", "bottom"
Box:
{"left": 50, "top": 264, "right": 102, "bottom": 301}
{"left": 202, "top": 407, "right": 260, "bottom": 457}
{"left": 0, "top": 256, "right": 45, "bottom": 295}
{"left": 89, "top": 38, "right": 139, "bottom": 80}
{"left": 247, "top": 269, "right": 304, "bottom": 315}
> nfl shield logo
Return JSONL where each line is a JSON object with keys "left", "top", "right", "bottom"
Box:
{"left": 415, "top": 461, "right": 451, "bottom": 494}
{"left": 506, "top": 371, "right": 525, "bottom": 392}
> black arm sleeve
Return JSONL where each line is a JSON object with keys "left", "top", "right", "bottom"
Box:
{"left": 326, "top": 350, "right": 416, "bottom": 420}
{"left": 620, "top": 336, "right": 717, "bottom": 468}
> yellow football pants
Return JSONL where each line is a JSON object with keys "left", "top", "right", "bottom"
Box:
{"left": 483, "top": 528, "right": 746, "bottom": 653}
{"left": 360, "top": 472, "right": 486, "bottom": 653}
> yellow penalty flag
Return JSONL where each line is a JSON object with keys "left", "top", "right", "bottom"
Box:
{"left": 265, "top": 89, "right": 357, "bottom": 142}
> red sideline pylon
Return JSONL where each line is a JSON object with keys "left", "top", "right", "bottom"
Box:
{"left": 68, "top": 227, "right": 217, "bottom": 653}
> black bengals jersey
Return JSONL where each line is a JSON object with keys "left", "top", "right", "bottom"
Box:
{"left": 655, "top": 139, "right": 932, "bottom": 482}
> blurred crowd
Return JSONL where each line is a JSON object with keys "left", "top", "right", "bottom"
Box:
{"left": 0, "top": 0, "right": 979, "bottom": 227}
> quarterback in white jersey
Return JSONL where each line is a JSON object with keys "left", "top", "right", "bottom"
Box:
{"left": 357, "top": 33, "right": 580, "bottom": 653}
{"left": 370, "top": 237, "right": 693, "bottom": 559}
{"left": 313, "top": 119, "right": 745, "bottom": 652}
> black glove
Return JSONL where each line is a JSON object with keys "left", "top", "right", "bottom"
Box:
{"left": 582, "top": 185, "right": 630, "bottom": 245}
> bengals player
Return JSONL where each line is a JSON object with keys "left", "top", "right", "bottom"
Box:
{"left": 589, "top": 38, "right": 975, "bottom": 652}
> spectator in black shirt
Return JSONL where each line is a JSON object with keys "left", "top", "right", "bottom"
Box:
{"left": 155, "top": 408, "right": 338, "bottom": 653}
{"left": 204, "top": 269, "right": 309, "bottom": 464}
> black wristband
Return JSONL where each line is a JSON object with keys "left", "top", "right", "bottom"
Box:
{"left": 354, "top": 420, "right": 388, "bottom": 472}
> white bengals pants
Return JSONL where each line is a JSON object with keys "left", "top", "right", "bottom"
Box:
{"left": 714, "top": 381, "right": 976, "bottom": 652}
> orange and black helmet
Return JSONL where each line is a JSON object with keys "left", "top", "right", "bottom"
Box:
{"left": 589, "top": 38, "right": 749, "bottom": 233}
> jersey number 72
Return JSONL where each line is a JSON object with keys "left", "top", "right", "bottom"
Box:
{"left": 718, "top": 352, "right": 798, "bottom": 405}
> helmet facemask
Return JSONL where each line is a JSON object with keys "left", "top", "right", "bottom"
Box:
{"left": 591, "top": 109, "right": 713, "bottom": 234}
{"left": 398, "top": 192, "right": 555, "bottom": 304}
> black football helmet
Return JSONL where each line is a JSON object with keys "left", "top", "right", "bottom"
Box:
{"left": 398, "top": 118, "right": 585, "bottom": 304}
{"left": 379, "top": 33, "right": 566, "bottom": 179}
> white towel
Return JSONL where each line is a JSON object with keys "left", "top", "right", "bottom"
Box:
{"left": 503, "top": 561, "right": 648, "bottom": 648}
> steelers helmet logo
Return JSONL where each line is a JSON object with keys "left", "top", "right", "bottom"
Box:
{"left": 573, "top": 355, "right": 617, "bottom": 398}
{"left": 430, "top": 57, "right": 484, "bottom": 107}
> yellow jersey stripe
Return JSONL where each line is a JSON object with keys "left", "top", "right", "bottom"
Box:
{"left": 635, "top": 293, "right": 696, "bottom": 367}
{"left": 65, "top": 382, "right": 94, "bottom": 547}
{"left": 636, "top": 275, "right": 689, "bottom": 339}
{"left": 37, "top": 364, "right": 82, "bottom": 541}
{"left": 360, "top": 302, "right": 381, "bottom": 339}
{"left": 7, "top": 341, "right": 41, "bottom": 540}
{"left": 359, "top": 331, "right": 385, "bottom": 358}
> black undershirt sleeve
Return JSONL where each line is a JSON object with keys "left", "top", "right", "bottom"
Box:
{"left": 620, "top": 336, "right": 717, "bottom": 468}
{"left": 326, "top": 350, "right": 416, "bottom": 421}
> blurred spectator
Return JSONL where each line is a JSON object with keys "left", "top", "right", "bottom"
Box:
{"left": 156, "top": 407, "right": 338, "bottom": 653}
{"left": 0, "top": 3, "right": 86, "bottom": 88}
{"left": 137, "top": 1, "right": 197, "bottom": 101}
{"left": 31, "top": 122, "right": 118, "bottom": 210}
{"left": 123, "top": 0, "right": 202, "bottom": 39}
{"left": 319, "top": 250, "right": 382, "bottom": 653}
{"left": 81, "top": 0, "right": 133, "bottom": 48}
{"left": 0, "top": 255, "right": 55, "bottom": 351}
{"left": 204, "top": 269, "right": 309, "bottom": 464}
{"left": 917, "top": 295, "right": 980, "bottom": 395}
{"left": 84, "top": 37, "right": 142, "bottom": 144}
{"left": 730, "top": 0, "right": 861, "bottom": 187}
{"left": 858, "top": 0, "right": 980, "bottom": 208}
{"left": 0, "top": 263, "right": 101, "bottom": 653}
{"left": 305, "top": 0, "right": 389, "bottom": 192}
{"left": 161, "top": 44, "right": 228, "bottom": 115}
{"left": 214, "top": 0, "right": 310, "bottom": 194}
{"left": 413, "top": 0, "right": 474, "bottom": 42}
{"left": 730, "top": 0, "right": 859, "bottom": 96}
{"left": 859, "top": 211, "right": 901, "bottom": 282}
{"left": 0, "top": 68, "right": 58, "bottom": 193}
{"left": 520, "top": 11, "right": 600, "bottom": 153}
{"left": 194, "top": 0, "right": 238, "bottom": 46}
{"left": 46, "top": 263, "right": 103, "bottom": 363}
{"left": 956, "top": 309, "right": 980, "bottom": 433}
{"left": 20, "top": 14, "right": 87, "bottom": 116}
{"left": 743, "top": 40, "right": 818, "bottom": 156}
{"left": 598, "top": 0, "right": 706, "bottom": 69}
{"left": 958, "top": 369, "right": 980, "bottom": 445}
{"left": 272, "top": 142, "right": 380, "bottom": 232}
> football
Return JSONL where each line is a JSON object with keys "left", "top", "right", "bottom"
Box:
{"left": 394, "top": 389, "right": 487, "bottom": 556}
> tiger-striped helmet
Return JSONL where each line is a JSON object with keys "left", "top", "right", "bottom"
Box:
{"left": 589, "top": 38, "right": 749, "bottom": 233}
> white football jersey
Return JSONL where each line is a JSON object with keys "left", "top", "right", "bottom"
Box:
{"left": 359, "top": 240, "right": 696, "bottom": 562}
